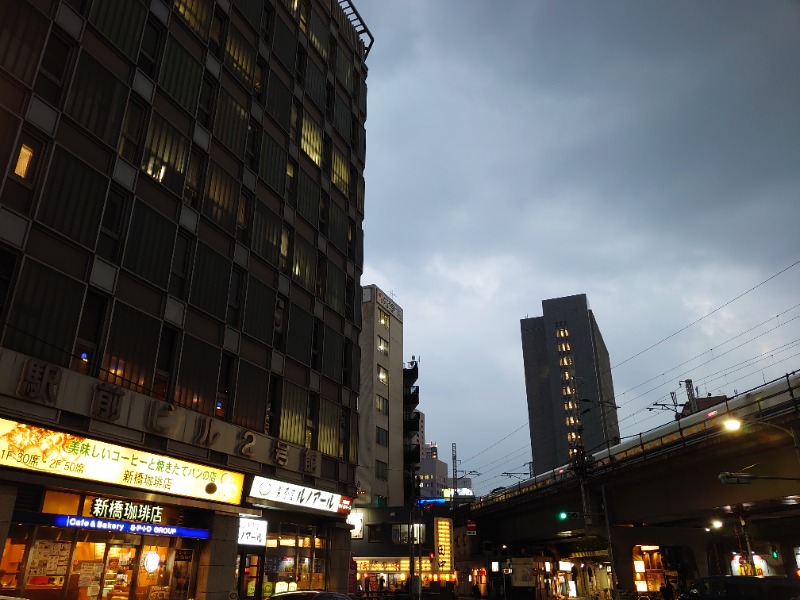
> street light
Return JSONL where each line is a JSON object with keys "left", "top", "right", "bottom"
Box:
{"left": 722, "top": 416, "right": 800, "bottom": 465}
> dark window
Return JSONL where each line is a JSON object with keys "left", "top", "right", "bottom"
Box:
{"left": 310, "top": 319, "right": 321, "bottom": 371}
{"left": 321, "top": 325, "right": 342, "bottom": 382}
{"left": 345, "top": 275, "right": 355, "bottom": 324}
{"left": 153, "top": 325, "right": 178, "bottom": 400}
{"left": 138, "top": 19, "right": 164, "bottom": 78}
{"left": 175, "top": 335, "right": 220, "bottom": 416}
{"left": 123, "top": 201, "right": 175, "bottom": 288}
{"left": 285, "top": 159, "right": 297, "bottom": 207}
{"left": 232, "top": 361, "right": 268, "bottom": 431}
{"left": 259, "top": 133, "right": 287, "bottom": 193}
{"left": 118, "top": 100, "right": 147, "bottom": 164}
{"left": 169, "top": 233, "right": 193, "bottom": 299}
{"left": 315, "top": 252, "right": 325, "bottom": 300}
{"left": 89, "top": 0, "right": 147, "bottom": 60}
{"left": 97, "top": 187, "right": 130, "bottom": 264}
{"left": 237, "top": 192, "right": 251, "bottom": 244}
{"left": 208, "top": 10, "right": 227, "bottom": 58}
{"left": 197, "top": 76, "right": 217, "bottom": 128}
{"left": 291, "top": 234, "right": 315, "bottom": 291}
{"left": 3, "top": 259, "right": 82, "bottom": 367}
{"left": 203, "top": 160, "right": 239, "bottom": 234}
{"left": 295, "top": 46, "right": 306, "bottom": 84}
{"left": 273, "top": 297, "right": 286, "bottom": 351}
{"left": 304, "top": 59, "right": 326, "bottom": 111}
{"left": 271, "top": 18, "right": 296, "bottom": 71}
{"left": 34, "top": 34, "right": 73, "bottom": 107}
{"left": 38, "top": 147, "right": 107, "bottom": 248}
{"left": 0, "top": 247, "right": 18, "bottom": 325}
{"left": 261, "top": 5, "right": 275, "bottom": 43}
{"left": 243, "top": 276, "right": 276, "bottom": 344}
{"left": 0, "top": 3, "right": 49, "bottom": 85}
{"left": 183, "top": 149, "right": 205, "bottom": 209}
{"left": 227, "top": 268, "right": 243, "bottom": 328}
{"left": 234, "top": 0, "right": 262, "bottom": 28}
{"left": 279, "top": 226, "right": 291, "bottom": 274}
{"left": 327, "top": 199, "right": 348, "bottom": 252}
{"left": 325, "top": 263, "right": 345, "bottom": 315}
{"left": 214, "top": 90, "right": 248, "bottom": 156}
{"left": 160, "top": 36, "right": 203, "bottom": 114}
{"left": 189, "top": 243, "right": 230, "bottom": 320}
{"left": 67, "top": 52, "right": 127, "bottom": 146}
{"left": 250, "top": 200, "right": 281, "bottom": 266}
{"left": 333, "top": 93, "right": 351, "bottom": 142}
{"left": 100, "top": 302, "right": 160, "bottom": 393}
{"left": 266, "top": 71, "right": 292, "bottom": 131}
{"left": 296, "top": 167, "right": 319, "bottom": 227}
{"left": 245, "top": 120, "right": 260, "bottom": 172}
{"left": 285, "top": 304, "right": 312, "bottom": 365}
{"left": 376, "top": 426, "right": 388, "bottom": 447}
{"left": 254, "top": 59, "right": 267, "bottom": 103}
{"left": 216, "top": 353, "right": 235, "bottom": 419}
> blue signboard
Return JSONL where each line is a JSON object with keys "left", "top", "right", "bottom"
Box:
{"left": 53, "top": 515, "right": 210, "bottom": 539}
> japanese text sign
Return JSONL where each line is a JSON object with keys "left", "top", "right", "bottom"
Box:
{"left": 249, "top": 476, "right": 352, "bottom": 514}
{"left": 0, "top": 418, "right": 244, "bottom": 504}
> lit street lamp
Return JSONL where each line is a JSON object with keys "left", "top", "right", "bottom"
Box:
{"left": 723, "top": 416, "right": 800, "bottom": 465}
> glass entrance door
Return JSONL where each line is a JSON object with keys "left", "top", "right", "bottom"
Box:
{"left": 238, "top": 553, "right": 262, "bottom": 600}
{"left": 101, "top": 545, "right": 137, "bottom": 600}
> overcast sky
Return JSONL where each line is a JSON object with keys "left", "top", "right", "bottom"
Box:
{"left": 351, "top": 1, "right": 800, "bottom": 496}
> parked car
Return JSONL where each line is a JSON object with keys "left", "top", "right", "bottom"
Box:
{"left": 680, "top": 576, "right": 800, "bottom": 599}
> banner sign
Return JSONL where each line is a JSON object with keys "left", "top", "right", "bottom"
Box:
{"left": 0, "top": 418, "right": 244, "bottom": 504}
{"left": 249, "top": 476, "right": 352, "bottom": 514}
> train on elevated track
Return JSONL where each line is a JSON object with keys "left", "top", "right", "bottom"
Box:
{"left": 475, "top": 369, "right": 800, "bottom": 509}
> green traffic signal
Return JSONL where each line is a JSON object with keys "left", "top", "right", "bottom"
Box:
{"left": 558, "top": 511, "right": 568, "bottom": 520}
{"left": 558, "top": 511, "right": 580, "bottom": 520}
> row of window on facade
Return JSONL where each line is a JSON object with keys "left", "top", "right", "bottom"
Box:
{"left": 0, "top": 248, "right": 360, "bottom": 463}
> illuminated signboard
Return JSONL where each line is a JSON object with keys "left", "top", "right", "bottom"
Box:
{"left": 347, "top": 512, "right": 363, "bottom": 539}
{"left": 249, "top": 476, "right": 352, "bottom": 514}
{"left": 238, "top": 517, "right": 267, "bottom": 545}
{"left": 434, "top": 517, "right": 453, "bottom": 573}
{"left": 53, "top": 515, "right": 210, "bottom": 538}
{"left": 0, "top": 418, "right": 244, "bottom": 504}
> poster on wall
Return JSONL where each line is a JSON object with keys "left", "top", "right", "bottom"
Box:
{"left": 170, "top": 549, "right": 193, "bottom": 600}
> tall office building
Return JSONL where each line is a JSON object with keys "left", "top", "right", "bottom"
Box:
{"left": 356, "top": 284, "right": 420, "bottom": 507}
{"left": 0, "top": 1, "right": 371, "bottom": 598}
{"left": 520, "top": 294, "right": 619, "bottom": 475}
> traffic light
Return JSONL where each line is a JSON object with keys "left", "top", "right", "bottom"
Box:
{"left": 771, "top": 546, "right": 779, "bottom": 559}
{"left": 558, "top": 511, "right": 580, "bottom": 520}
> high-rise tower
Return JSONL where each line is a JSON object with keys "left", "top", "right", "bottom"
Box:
{"left": 520, "top": 294, "right": 619, "bottom": 474}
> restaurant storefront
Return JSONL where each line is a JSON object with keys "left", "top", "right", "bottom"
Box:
{"left": 0, "top": 417, "right": 248, "bottom": 600}
{"left": 236, "top": 476, "right": 354, "bottom": 600}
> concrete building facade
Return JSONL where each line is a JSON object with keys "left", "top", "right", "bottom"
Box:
{"left": 0, "top": 1, "right": 372, "bottom": 599}
{"left": 520, "top": 294, "right": 619, "bottom": 475}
